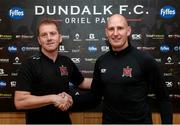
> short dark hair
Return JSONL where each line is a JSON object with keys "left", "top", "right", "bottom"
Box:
{"left": 37, "top": 18, "right": 61, "bottom": 36}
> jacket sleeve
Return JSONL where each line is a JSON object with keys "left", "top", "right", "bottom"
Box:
{"left": 91, "top": 59, "right": 103, "bottom": 99}
{"left": 144, "top": 57, "right": 172, "bottom": 124}
{"left": 70, "top": 59, "right": 102, "bottom": 111}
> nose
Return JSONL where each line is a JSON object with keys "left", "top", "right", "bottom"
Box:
{"left": 113, "top": 28, "right": 118, "bottom": 36}
{"left": 47, "top": 33, "right": 51, "bottom": 40}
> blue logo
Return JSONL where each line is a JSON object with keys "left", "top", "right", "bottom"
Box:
{"left": 8, "top": 45, "right": 17, "bottom": 53}
{"left": 160, "top": 45, "right": 170, "bottom": 52}
{"left": 160, "top": 5, "right": 176, "bottom": 19}
{"left": 9, "top": 7, "right": 24, "bottom": 20}
{"left": 0, "top": 80, "right": 6, "bottom": 89}
{"left": 88, "top": 46, "right": 97, "bottom": 52}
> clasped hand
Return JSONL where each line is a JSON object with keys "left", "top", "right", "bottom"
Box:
{"left": 53, "top": 92, "right": 73, "bottom": 111}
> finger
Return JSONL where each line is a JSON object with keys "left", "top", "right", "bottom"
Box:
{"left": 62, "top": 102, "right": 71, "bottom": 110}
{"left": 67, "top": 100, "right": 72, "bottom": 107}
{"left": 58, "top": 93, "right": 65, "bottom": 98}
{"left": 65, "top": 94, "right": 72, "bottom": 99}
{"left": 67, "top": 97, "right": 73, "bottom": 106}
{"left": 60, "top": 105, "right": 68, "bottom": 111}
{"left": 58, "top": 104, "right": 66, "bottom": 111}
{"left": 60, "top": 102, "right": 70, "bottom": 110}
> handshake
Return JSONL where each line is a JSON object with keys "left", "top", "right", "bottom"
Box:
{"left": 53, "top": 92, "right": 73, "bottom": 111}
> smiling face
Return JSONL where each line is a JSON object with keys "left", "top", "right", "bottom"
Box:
{"left": 38, "top": 22, "right": 62, "bottom": 54}
{"left": 105, "top": 14, "right": 131, "bottom": 51}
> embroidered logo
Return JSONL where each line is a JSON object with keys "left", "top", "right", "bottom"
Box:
{"left": 59, "top": 65, "right": 68, "bottom": 76}
{"left": 122, "top": 66, "right": 132, "bottom": 77}
{"left": 101, "top": 68, "right": 107, "bottom": 73}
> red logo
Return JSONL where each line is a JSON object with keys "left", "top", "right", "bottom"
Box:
{"left": 122, "top": 66, "right": 132, "bottom": 77}
{"left": 59, "top": 66, "right": 68, "bottom": 76}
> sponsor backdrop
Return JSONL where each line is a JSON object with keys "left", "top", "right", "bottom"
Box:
{"left": 0, "top": 0, "right": 179, "bottom": 111}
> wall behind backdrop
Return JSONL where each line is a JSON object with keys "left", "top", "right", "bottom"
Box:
{"left": 0, "top": 0, "right": 179, "bottom": 112}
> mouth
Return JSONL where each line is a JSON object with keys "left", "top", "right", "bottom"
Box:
{"left": 112, "top": 38, "right": 121, "bottom": 42}
{"left": 46, "top": 42, "right": 55, "bottom": 45}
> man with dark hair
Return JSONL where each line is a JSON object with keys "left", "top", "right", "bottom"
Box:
{"left": 14, "top": 18, "right": 91, "bottom": 124}
{"left": 91, "top": 14, "right": 172, "bottom": 124}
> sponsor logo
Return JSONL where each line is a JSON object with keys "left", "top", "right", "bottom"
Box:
{"left": 0, "top": 69, "right": 8, "bottom": 76}
{"left": 81, "top": 70, "right": 93, "bottom": 74}
{"left": 0, "top": 34, "right": 13, "bottom": 40}
{"left": 131, "top": 34, "right": 141, "bottom": 40}
{"left": 71, "top": 58, "right": 81, "bottom": 63}
{"left": 146, "top": 34, "right": 164, "bottom": 39}
{"left": 101, "top": 69, "right": 107, "bottom": 73}
{"left": 84, "top": 58, "right": 96, "bottom": 63}
{"left": 101, "top": 46, "right": 109, "bottom": 52}
{"left": 62, "top": 35, "right": 70, "bottom": 39}
{"left": 165, "top": 81, "right": 173, "bottom": 88}
{"left": 154, "top": 58, "right": 161, "bottom": 63}
{"left": 160, "top": 5, "right": 176, "bottom": 19}
{"left": 15, "top": 35, "right": 34, "bottom": 39}
{"left": 8, "top": 45, "right": 17, "bottom": 53}
{"left": 168, "top": 34, "right": 180, "bottom": 39}
{"left": 174, "top": 94, "right": 180, "bottom": 99}
{"left": 137, "top": 46, "right": 156, "bottom": 51}
{"left": 73, "top": 33, "right": 82, "bottom": 41}
{"left": 102, "top": 37, "right": 107, "bottom": 41}
{"left": 160, "top": 45, "right": 170, "bottom": 52}
{"left": 174, "top": 46, "right": 180, "bottom": 52}
{"left": 11, "top": 72, "right": 18, "bottom": 76}
{"left": 59, "top": 45, "right": 69, "bottom": 53}
{"left": 86, "top": 33, "right": 99, "bottom": 41}
{"left": 0, "top": 47, "right": 3, "bottom": 51}
{"left": 163, "top": 72, "right": 173, "bottom": 77}
{"left": 88, "top": 45, "right": 97, "bottom": 52}
{"left": 72, "top": 47, "right": 80, "bottom": 53}
{"left": 12, "top": 57, "right": 21, "bottom": 65}
{"left": 0, "top": 58, "right": 9, "bottom": 63}
{"left": 9, "top": 7, "right": 24, "bottom": 20}
{"left": 0, "top": 80, "right": 6, "bottom": 88}
{"left": 32, "top": 56, "right": 40, "bottom": 60}
{"left": 177, "top": 82, "right": 180, "bottom": 86}
{"left": 165, "top": 57, "right": 174, "bottom": 65}
{"left": 163, "top": 68, "right": 176, "bottom": 77}
{"left": 21, "top": 47, "right": 39, "bottom": 52}
{"left": 10, "top": 81, "right": 16, "bottom": 87}
{"left": 0, "top": 93, "right": 12, "bottom": 98}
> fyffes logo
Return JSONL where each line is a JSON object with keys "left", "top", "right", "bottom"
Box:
{"left": 160, "top": 45, "right": 170, "bottom": 52}
{"left": 88, "top": 45, "right": 97, "bottom": 52}
{"left": 8, "top": 45, "right": 17, "bottom": 53}
{"left": 9, "top": 7, "right": 24, "bottom": 20}
{"left": 160, "top": 5, "right": 176, "bottom": 19}
{"left": 0, "top": 80, "right": 6, "bottom": 89}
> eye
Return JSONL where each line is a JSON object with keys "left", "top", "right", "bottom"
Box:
{"left": 108, "top": 27, "right": 114, "bottom": 31}
{"left": 50, "top": 31, "right": 58, "bottom": 36}
{"left": 39, "top": 33, "right": 47, "bottom": 38}
{"left": 117, "top": 26, "right": 124, "bottom": 30}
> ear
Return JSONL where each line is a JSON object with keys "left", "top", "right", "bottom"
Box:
{"left": 127, "top": 26, "right": 132, "bottom": 36}
{"left": 105, "top": 27, "right": 108, "bottom": 37}
{"left": 59, "top": 34, "right": 62, "bottom": 44}
{"left": 37, "top": 37, "right": 42, "bottom": 45}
